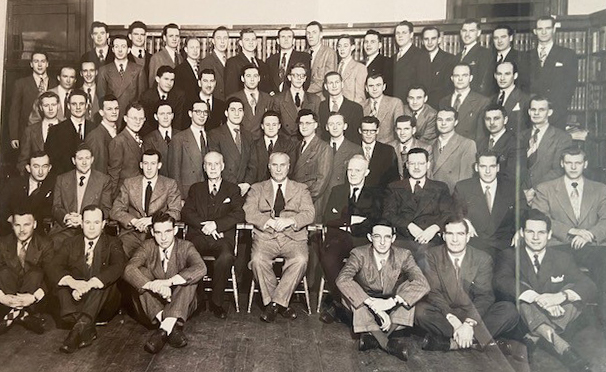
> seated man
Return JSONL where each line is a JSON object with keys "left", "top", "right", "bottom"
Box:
{"left": 243, "top": 152, "right": 315, "bottom": 322}
{"left": 415, "top": 217, "right": 519, "bottom": 353}
{"left": 336, "top": 222, "right": 429, "bottom": 361}
{"left": 182, "top": 152, "right": 245, "bottom": 319}
{"left": 110, "top": 149, "right": 182, "bottom": 258}
{"left": 494, "top": 210, "right": 596, "bottom": 371}
{"left": 123, "top": 212, "right": 206, "bottom": 354}
{"left": 46, "top": 204, "right": 125, "bottom": 353}
{"left": 0, "top": 207, "right": 54, "bottom": 335}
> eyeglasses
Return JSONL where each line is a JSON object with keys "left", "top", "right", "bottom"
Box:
{"left": 192, "top": 110, "right": 210, "bottom": 116}
{"left": 360, "top": 129, "right": 378, "bottom": 134}
{"left": 290, "top": 73, "right": 306, "bottom": 79}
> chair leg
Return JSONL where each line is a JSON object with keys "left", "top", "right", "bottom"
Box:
{"left": 231, "top": 267, "right": 239, "bottom": 313}
{"left": 302, "top": 276, "right": 312, "bottom": 315}
{"left": 247, "top": 279, "right": 256, "bottom": 313}
{"left": 317, "top": 276, "right": 325, "bottom": 313}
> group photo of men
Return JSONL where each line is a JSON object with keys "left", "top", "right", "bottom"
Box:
{"left": 1, "top": 12, "right": 605, "bottom": 372}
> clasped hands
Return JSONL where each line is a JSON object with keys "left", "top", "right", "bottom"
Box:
{"left": 64, "top": 213, "right": 83, "bottom": 228}
{"left": 63, "top": 276, "right": 103, "bottom": 301}
{"left": 0, "top": 293, "right": 36, "bottom": 308}
{"left": 535, "top": 292, "right": 567, "bottom": 317}
{"left": 143, "top": 279, "right": 173, "bottom": 301}
{"left": 266, "top": 217, "right": 296, "bottom": 232}
{"left": 408, "top": 223, "right": 440, "bottom": 245}
{"left": 200, "top": 221, "right": 223, "bottom": 240}
{"left": 130, "top": 217, "right": 152, "bottom": 233}
{"left": 365, "top": 297, "right": 398, "bottom": 332}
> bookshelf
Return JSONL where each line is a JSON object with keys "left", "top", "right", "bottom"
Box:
{"left": 587, "top": 9, "right": 606, "bottom": 170}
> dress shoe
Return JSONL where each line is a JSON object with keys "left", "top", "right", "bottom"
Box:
{"left": 16, "top": 314, "right": 45, "bottom": 334}
{"left": 60, "top": 322, "right": 85, "bottom": 354}
{"left": 421, "top": 334, "right": 451, "bottom": 351}
{"left": 385, "top": 338, "right": 409, "bottom": 361}
{"left": 260, "top": 302, "right": 279, "bottom": 323}
{"left": 522, "top": 335, "right": 537, "bottom": 364}
{"left": 144, "top": 329, "right": 168, "bottom": 354}
{"left": 495, "top": 339, "right": 528, "bottom": 362}
{"left": 168, "top": 326, "right": 188, "bottom": 348}
{"left": 319, "top": 303, "right": 336, "bottom": 324}
{"left": 278, "top": 305, "right": 297, "bottom": 320}
{"left": 78, "top": 323, "right": 97, "bottom": 348}
{"left": 560, "top": 348, "right": 592, "bottom": 372}
{"left": 0, "top": 320, "right": 12, "bottom": 335}
{"left": 209, "top": 301, "right": 227, "bottom": 319}
{"left": 358, "top": 332, "right": 380, "bottom": 351}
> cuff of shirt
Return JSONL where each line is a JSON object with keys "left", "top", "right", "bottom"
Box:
{"left": 446, "top": 313, "right": 463, "bottom": 329}
{"left": 33, "top": 288, "right": 45, "bottom": 301}
{"left": 89, "top": 277, "right": 104, "bottom": 289}
{"left": 171, "top": 275, "right": 186, "bottom": 286}
{"left": 564, "top": 289, "right": 582, "bottom": 302}
{"left": 58, "top": 275, "right": 73, "bottom": 286}
{"left": 518, "top": 290, "right": 540, "bottom": 303}
{"left": 394, "top": 295, "right": 409, "bottom": 308}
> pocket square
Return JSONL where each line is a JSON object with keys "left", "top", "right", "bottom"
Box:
{"left": 223, "top": 198, "right": 231, "bottom": 204}
{"left": 469, "top": 61, "right": 476, "bottom": 66}
{"left": 555, "top": 62, "right": 564, "bottom": 67}
{"left": 45, "top": 191, "right": 52, "bottom": 198}
{"left": 512, "top": 103, "right": 521, "bottom": 111}
{"left": 332, "top": 208, "right": 338, "bottom": 213}
{"left": 551, "top": 275, "right": 564, "bottom": 283}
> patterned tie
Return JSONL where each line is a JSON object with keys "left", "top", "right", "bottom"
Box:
{"left": 249, "top": 93, "right": 257, "bottom": 115}
{"left": 268, "top": 139, "right": 274, "bottom": 153}
{"left": 98, "top": 49, "right": 105, "bottom": 62}
{"left": 460, "top": 46, "right": 467, "bottom": 61}
{"left": 86, "top": 241, "right": 94, "bottom": 268}
{"left": 338, "top": 60, "right": 344, "bottom": 76}
{"left": 331, "top": 100, "right": 339, "bottom": 112}
{"left": 135, "top": 133, "right": 142, "bottom": 147}
{"left": 161, "top": 248, "right": 169, "bottom": 272}
{"left": 488, "top": 137, "right": 495, "bottom": 150}
{"left": 212, "top": 183, "right": 218, "bottom": 196}
{"left": 497, "top": 53, "right": 504, "bottom": 64}
{"left": 485, "top": 185, "right": 493, "bottom": 214}
{"left": 161, "top": 94, "right": 167, "bottom": 101}
{"left": 400, "top": 146, "right": 407, "bottom": 168}
{"left": 138, "top": 49, "right": 143, "bottom": 59}
{"left": 527, "top": 128, "right": 540, "bottom": 168}
{"left": 539, "top": 45, "right": 547, "bottom": 67}
{"left": 454, "top": 258, "right": 461, "bottom": 280}
{"left": 194, "top": 62, "right": 200, "bottom": 79}
{"left": 533, "top": 254, "right": 541, "bottom": 273}
{"left": 233, "top": 128, "right": 242, "bottom": 153}
{"left": 38, "top": 77, "right": 45, "bottom": 93}
{"left": 497, "top": 90, "right": 505, "bottom": 106}
{"left": 79, "top": 175, "right": 85, "bottom": 187}
{"left": 371, "top": 100, "right": 378, "bottom": 116}
{"left": 119, "top": 63, "right": 125, "bottom": 77}
{"left": 364, "top": 145, "right": 372, "bottom": 161}
{"left": 78, "top": 123, "right": 84, "bottom": 140}
{"left": 86, "top": 88, "right": 93, "bottom": 119}
{"left": 18, "top": 240, "right": 28, "bottom": 267}
{"left": 294, "top": 92, "right": 301, "bottom": 108}
{"left": 250, "top": 56, "right": 258, "bottom": 68}
{"left": 274, "top": 184, "right": 285, "bottom": 217}
{"left": 64, "top": 92, "right": 70, "bottom": 118}
{"left": 438, "top": 140, "right": 444, "bottom": 154}
{"left": 144, "top": 181, "right": 152, "bottom": 215}
{"left": 571, "top": 182, "right": 581, "bottom": 220}
{"left": 453, "top": 93, "right": 462, "bottom": 111}
{"left": 279, "top": 53, "right": 287, "bottom": 81}
{"left": 300, "top": 140, "right": 306, "bottom": 153}
{"left": 200, "top": 130, "right": 206, "bottom": 153}
{"left": 165, "top": 131, "right": 171, "bottom": 144}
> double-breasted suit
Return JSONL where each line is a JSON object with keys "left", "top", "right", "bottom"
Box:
{"left": 107, "top": 128, "right": 144, "bottom": 198}
{"left": 426, "top": 49, "right": 457, "bottom": 109}
{"left": 491, "top": 86, "right": 530, "bottom": 133}
{"left": 0, "top": 176, "right": 54, "bottom": 235}
{"left": 457, "top": 43, "right": 493, "bottom": 95}
{"left": 139, "top": 86, "right": 186, "bottom": 135}
{"left": 9, "top": 75, "right": 57, "bottom": 142}
{"left": 389, "top": 138, "right": 433, "bottom": 179}
{"left": 229, "top": 89, "right": 273, "bottom": 139}
{"left": 319, "top": 97, "right": 364, "bottom": 144}
{"left": 85, "top": 123, "right": 115, "bottom": 174}
{"left": 439, "top": 91, "right": 490, "bottom": 142}
{"left": 97, "top": 61, "right": 147, "bottom": 125}
{"left": 308, "top": 45, "right": 337, "bottom": 97}
{"left": 266, "top": 50, "right": 311, "bottom": 94}
{"left": 17, "top": 121, "right": 46, "bottom": 174}
{"left": 340, "top": 59, "right": 368, "bottom": 105}
{"left": 45, "top": 118, "right": 97, "bottom": 176}
{"left": 476, "top": 130, "right": 523, "bottom": 181}
{"left": 198, "top": 51, "right": 226, "bottom": 100}
{"left": 392, "top": 45, "right": 432, "bottom": 104}
{"left": 521, "top": 125, "right": 572, "bottom": 190}
{"left": 224, "top": 53, "right": 271, "bottom": 97}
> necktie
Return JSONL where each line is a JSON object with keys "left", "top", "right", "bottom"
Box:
{"left": 338, "top": 60, "right": 344, "bottom": 76}
{"left": 571, "top": 182, "right": 581, "bottom": 220}
{"left": 64, "top": 92, "right": 70, "bottom": 118}
{"left": 86, "top": 88, "right": 92, "bottom": 119}
{"left": 205, "top": 99, "right": 212, "bottom": 111}
{"left": 170, "top": 51, "right": 175, "bottom": 64}
{"left": 274, "top": 184, "right": 285, "bottom": 217}
{"left": 279, "top": 53, "right": 287, "bottom": 80}
{"left": 497, "top": 53, "right": 504, "bottom": 64}
{"left": 400, "top": 146, "right": 407, "bottom": 167}
{"left": 454, "top": 258, "right": 461, "bottom": 279}
{"left": 78, "top": 123, "right": 83, "bottom": 140}
{"left": 379, "top": 258, "right": 386, "bottom": 271}
{"left": 527, "top": 128, "right": 540, "bottom": 167}
{"left": 98, "top": 50, "right": 104, "bottom": 62}
{"left": 309, "top": 48, "right": 314, "bottom": 59}
{"left": 488, "top": 137, "right": 495, "bottom": 150}
{"left": 144, "top": 181, "right": 152, "bottom": 215}
{"left": 138, "top": 49, "right": 143, "bottom": 59}
{"left": 161, "top": 94, "right": 167, "bottom": 101}
{"left": 294, "top": 92, "right": 301, "bottom": 108}
{"left": 364, "top": 145, "right": 372, "bottom": 161}
{"left": 221, "top": 53, "right": 227, "bottom": 65}
{"left": 79, "top": 175, "right": 85, "bottom": 187}
{"left": 31, "top": 181, "right": 42, "bottom": 195}
{"left": 453, "top": 93, "right": 462, "bottom": 111}
{"left": 485, "top": 185, "right": 493, "bottom": 214}
{"left": 165, "top": 131, "right": 171, "bottom": 144}
{"left": 194, "top": 62, "right": 200, "bottom": 79}
{"left": 413, "top": 111, "right": 418, "bottom": 120}
{"left": 135, "top": 133, "right": 142, "bottom": 147}
{"left": 250, "top": 56, "right": 258, "bottom": 67}
{"left": 119, "top": 63, "right": 125, "bottom": 77}
{"left": 533, "top": 254, "right": 541, "bottom": 273}
{"left": 250, "top": 93, "right": 257, "bottom": 115}
{"left": 371, "top": 100, "right": 378, "bottom": 116}
{"left": 86, "top": 241, "right": 94, "bottom": 268}
{"left": 18, "top": 241, "right": 28, "bottom": 267}
{"left": 212, "top": 183, "right": 218, "bottom": 196}
{"left": 38, "top": 77, "right": 45, "bottom": 93}
{"left": 350, "top": 187, "right": 359, "bottom": 203}
{"left": 414, "top": 180, "right": 422, "bottom": 194}
{"left": 539, "top": 46, "right": 547, "bottom": 67}
{"left": 200, "top": 130, "right": 206, "bottom": 153}
{"left": 460, "top": 46, "right": 467, "bottom": 61}
{"left": 268, "top": 139, "right": 274, "bottom": 153}
{"left": 233, "top": 128, "right": 242, "bottom": 153}
{"left": 332, "top": 142, "right": 337, "bottom": 154}
{"left": 438, "top": 140, "right": 444, "bottom": 154}
{"left": 161, "top": 248, "right": 169, "bottom": 272}
{"left": 331, "top": 100, "right": 339, "bottom": 112}
{"left": 497, "top": 90, "right": 505, "bottom": 106}
{"left": 301, "top": 140, "right": 306, "bottom": 153}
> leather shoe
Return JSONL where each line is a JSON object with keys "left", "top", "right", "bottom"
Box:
{"left": 385, "top": 338, "right": 409, "bottom": 361}
{"left": 278, "top": 305, "right": 297, "bottom": 320}
{"left": 0, "top": 320, "right": 12, "bottom": 335}
{"left": 78, "top": 324, "right": 97, "bottom": 348}
{"left": 17, "top": 314, "right": 45, "bottom": 334}
{"left": 495, "top": 339, "right": 528, "bottom": 362}
{"left": 60, "top": 322, "right": 85, "bottom": 354}
{"left": 421, "top": 334, "right": 450, "bottom": 351}
{"left": 209, "top": 301, "right": 227, "bottom": 319}
{"left": 168, "top": 326, "right": 188, "bottom": 348}
{"left": 260, "top": 302, "right": 279, "bottom": 323}
{"left": 561, "top": 348, "right": 592, "bottom": 372}
{"left": 358, "top": 332, "right": 380, "bottom": 351}
{"left": 319, "top": 303, "right": 336, "bottom": 324}
{"left": 144, "top": 329, "right": 168, "bottom": 354}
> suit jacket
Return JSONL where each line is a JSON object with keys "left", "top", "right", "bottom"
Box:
{"left": 130, "top": 49, "right": 152, "bottom": 78}
{"left": 27, "top": 86, "right": 68, "bottom": 127}
{"left": 80, "top": 48, "right": 115, "bottom": 67}
{"left": 389, "top": 138, "right": 433, "bottom": 179}
{"left": 110, "top": 175, "right": 182, "bottom": 230}
{"left": 532, "top": 176, "right": 606, "bottom": 246}
{"left": 107, "top": 128, "right": 144, "bottom": 198}
{"left": 79, "top": 84, "right": 101, "bottom": 124}
{"left": 85, "top": 123, "right": 115, "bottom": 174}
{"left": 52, "top": 170, "right": 112, "bottom": 227}
{"left": 491, "top": 86, "right": 530, "bottom": 133}
{"left": 266, "top": 50, "right": 311, "bottom": 94}
{"left": 243, "top": 179, "right": 315, "bottom": 242}
{"left": 403, "top": 104, "right": 438, "bottom": 143}
{"left": 457, "top": 43, "right": 493, "bottom": 95}
{"left": 97, "top": 61, "right": 147, "bottom": 123}
{"left": 423, "top": 245, "right": 495, "bottom": 322}
{"left": 292, "top": 135, "right": 333, "bottom": 202}
{"left": 224, "top": 53, "right": 271, "bottom": 97}
{"left": 319, "top": 97, "right": 364, "bottom": 143}
{"left": 439, "top": 91, "right": 490, "bottom": 141}
{"left": 0, "top": 176, "right": 54, "bottom": 234}
{"left": 174, "top": 60, "right": 200, "bottom": 113}
{"left": 182, "top": 180, "right": 245, "bottom": 240}
{"left": 432, "top": 133, "right": 477, "bottom": 192}
{"left": 392, "top": 45, "right": 432, "bottom": 104}
{"left": 383, "top": 178, "right": 453, "bottom": 239}
{"left": 143, "top": 128, "right": 181, "bottom": 177}
{"left": 0, "top": 233, "right": 54, "bottom": 294}
{"left": 17, "top": 121, "right": 46, "bottom": 174}
{"left": 366, "top": 141, "right": 399, "bottom": 188}
{"left": 487, "top": 48, "right": 523, "bottom": 95}
{"left": 229, "top": 90, "right": 273, "bottom": 139}
{"left": 251, "top": 135, "right": 298, "bottom": 182}
{"left": 337, "top": 244, "right": 430, "bottom": 330}
{"left": 476, "top": 130, "right": 523, "bottom": 181}
{"left": 46, "top": 233, "right": 125, "bottom": 286}
{"left": 45, "top": 118, "right": 97, "bottom": 175}
{"left": 363, "top": 95, "right": 405, "bottom": 144}
{"left": 148, "top": 47, "right": 183, "bottom": 87}
{"left": 199, "top": 51, "right": 226, "bottom": 100}
{"left": 427, "top": 49, "right": 457, "bottom": 109}
{"left": 208, "top": 124, "right": 257, "bottom": 185}
{"left": 308, "top": 45, "right": 337, "bottom": 96}
{"left": 323, "top": 183, "right": 382, "bottom": 238}
{"left": 272, "top": 89, "right": 320, "bottom": 137}
{"left": 139, "top": 87, "right": 186, "bottom": 135}
{"left": 340, "top": 60, "right": 368, "bottom": 105}
{"left": 204, "top": 97, "right": 226, "bottom": 132}
{"left": 9, "top": 75, "right": 57, "bottom": 141}
{"left": 327, "top": 139, "right": 363, "bottom": 189}
{"left": 365, "top": 54, "right": 393, "bottom": 95}
{"left": 124, "top": 238, "right": 206, "bottom": 290}
{"left": 167, "top": 128, "right": 207, "bottom": 198}
{"left": 521, "top": 125, "right": 572, "bottom": 189}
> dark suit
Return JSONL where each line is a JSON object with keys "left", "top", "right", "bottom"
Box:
{"left": 318, "top": 98, "right": 364, "bottom": 143}
{"left": 251, "top": 135, "right": 298, "bottom": 182}
{"left": 521, "top": 124, "right": 572, "bottom": 190}
{"left": 224, "top": 53, "right": 271, "bottom": 97}
{"left": 9, "top": 75, "right": 57, "bottom": 142}
{"left": 365, "top": 54, "right": 393, "bottom": 95}
{"left": 139, "top": 87, "right": 186, "bottom": 135}
{"left": 17, "top": 121, "right": 46, "bottom": 174}
{"left": 199, "top": 51, "right": 226, "bottom": 100}
{"left": 266, "top": 50, "right": 311, "bottom": 94}
{"left": 167, "top": 128, "right": 207, "bottom": 198}
{"left": 148, "top": 48, "right": 182, "bottom": 87}
{"left": 97, "top": 61, "right": 147, "bottom": 126}
{"left": 208, "top": 124, "right": 257, "bottom": 186}
{"left": 439, "top": 91, "right": 490, "bottom": 141}
{"left": 174, "top": 60, "right": 200, "bottom": 114}
{"left": 272, "top": 89, "right": 320, "bottom": 138}
{"left": 143, "top": 128, "right": 181, "bottom": 177}
{"left": 80, "top": 48, "right": 115, "bottom": 67}
{"left": 130, "top": 49, "right": 152, "bottom": 78}
{"left": 415, "top": 245, "right": 519, "bottom": 347}
{"left": 392, "top": 45, "right": 432, "bottom": 104}
{"left": 457, "top": 43, "right": 493, "bottom": 95}
{"left": 0, "top": 176, "right": 54, "bottom": 236}
{"left": 85, "top": 123, "right": 115, "bottom": 174}
{"left": 487, "top": 48, "right": 524, "bottom": 95}
{"left": 389, "top": 138, "right": 433, "bottom": 180}
{"left": 202, "top": 97, "right": 226, "bottom": 132}
{"left": 45, "top": 118, "right": 97, "bottom": 176}
{"left": 327, "top": 139, "right": 363, "bottom": 190}
{"left": 182, "top": 180, "right": 244, "bottom": 305}
{"left": 476, "top": 130, "right": 523, "bottom": 181}
{"left": 365, "top": 141, "right": 400, "bottom": 188}
{"left": 107, "top": 128, "right": 143, "bottom": 198}
{"left": 228, "top": 90, "right": 273, "bottom": 139}
{"left": 427, "top": 49, "right": 457, "bottom": 109}
{"left": 491, "top": 86, "right": 530, "bottom": 133}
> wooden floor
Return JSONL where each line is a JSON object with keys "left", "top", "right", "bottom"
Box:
{"left": 1, "top": 296, "right": 605, "bottom": 372}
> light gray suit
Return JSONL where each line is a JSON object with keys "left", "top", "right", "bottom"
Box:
{"left": 432, "top": 133, "right": 477, "bottom": 192}
{"left": 17, "top": 121, "right": 45, "bottom": 175}
{"left": 308, "top": 45, "right": 337, "bottom": 97}
{"left": 340, "top": 60, "right": 368, "bottom": 105}
{"left": 148, "top": 47, "right": 182, "bottom": 87}
{"left": 362, "top": 95, "right": 405, "bottom": 144}
{"left": 389, "top": 138, "right": 433, "bottom": 179}
{"left": 167, "top": 127, "right": 207, "bottom": 198}
{"left": 403, "top": 104, "right": 438, "bottom": 143}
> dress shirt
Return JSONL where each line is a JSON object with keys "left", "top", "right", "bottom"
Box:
{"left": 226, "top": 122, "right": 242, "bottom": 144}
{"left": 408, "top": 177, "right": 427, "bottom": 190}
{"left": 365, "top": 52, "right": 379, "bottom": 67}
{"left": 159, "top": 127, "right": 172, "bottom": 140}
{"left": 310, "top": 45, "right": 321, "bottom": 64}
{"left": 447, "top": 250, "right": 466, "bottom": 270}
{"left": 189, "top": 124, "right": 207, "bottom": 151}
{"left": 497, "top": 47, "right": 512, "bottom": 62}
{"left": 438, "top": 131, "right": 455, "bottom": 150}
{"left": 41, "top": 120, "right": 58, "bottom": 142}
{"left": 499, "top": 84, "right": 516, "bottom": 104}
{"left": 76, "top": 170, "right": 91, "bottom": 212}
{"left": 208, "top": 178, "right": 222, "bottom": 195}
{"left": 462, "top": 41, "right": 477, "bottom": 56}
{"left": 264, "top": 135, "right": 278, "bottom": 150}
{"left": 479, "top": 179, "right": 497, "bottom": 209}
{"left": 349, "top": 183, "right": 364, "bottom": 201}
{"left": 329, "top": 95, "right": 344, "bottom": 111}
{"left": 429, "top": 49, "right": 439, "bottom": 62}
{"left": 157, "top": 87, "right": 169, "bottom": 100}
{"left": 96, "top": 46, "right": 110, "bottom": 58}
{"left": 330, "top": 135, "right": 345, "bottom": 151}
{"left": 362, "top": 141, "right": 377, "bottom": 159}
{"left": 214, "top": 49, "right": 227, "bottom": 66}
{"left": 28, "top": 178, "right": 41, "bottom": 196}
{"left": 370, "top": 95, "right": 384, "bottom": 113}
{"left": 373, "top": 251, "right": 391, "bottom": 271}
{"left": 290, "top": 87, "right": 305, "bottom": 105}
{"left": 114, "top": 59, "right": 129, "bottom": 72}
{"left": 34, "top": 73, "right": 49, "bottom": 91}
{"left": 198, "top": 93, "right": 213, "bottom": 110}
{"left": 451, "top": 88, "right": 471, "bottom": 107}
{"left": 397, "top": 43, "right": 413, "bottom": 59}
{"left": 538, "top": 42, "right": 554, "bottom": 59}
{"left": 130, "top": 47, "right": 146, "bottom": 59}
{"left": 165, "top": 46, "right": 178, "bottom": 63}
{"left": 301, "top": 134, "right": 315, "bottom": 153}
{"left": 126, "top": 127, "right": 140, "bottom": 143}
{"left": 100, "top": 120, "right": 117, "bottom": 138}
{"left": 489, "top": 127, "right": 507, "bottom": 145}
{"left": 271, "top": 178, "right": 288, "bottom": 202}
{"left": 531, "top": 123, "right": 549, "bottom": 148}
{"left": 564, "top": 176, "right": 584, "bottom": 205}
{"left": 57, "top": 86, "right": 71, "bottom": 111}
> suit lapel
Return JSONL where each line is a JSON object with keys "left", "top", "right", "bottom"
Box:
{"left": 553, "top": 178, "right": 578, "bottom": 224}
{"left": 150, "top": 177, "right": 167, "bottom": 211}
{"left": 578, "top": 181, "right": 596, "bottom": 225}
{"left": 184, "top": 129, "right": 203, "bottom": 165}
{"left": 434, "top": 134, "right": 460, "bottom": 172}
{"left": 66, "top": 171, "right": 79, "bottom": 212}
{"left": 491, "top": 178, "right": 510, "bottom": 225}
{"left": 132, "top": 176, "right": 145, "bottom": 214}
{"left": 81, "top": 171, "right": 100, "bottom": 212}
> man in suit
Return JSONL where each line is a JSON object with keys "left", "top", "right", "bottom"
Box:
{"left": 494, "top": 210, "right": 595, "bottom": 371}
{"left": 49, "top": 144, "right": 112, "bottom": 247}
{"left": 229, "top": 64, "right": 273, "bottom": 139}
{"left": 337, "top": 222, "right": 430, "bottom": 360}
{"left": 27, "top": 65, "right": 76, "bottom": 127}
{"left": 453, "top": 151, "right": 525, "bottom": 258}
{"left": 47, "top": 204, "right": 125, "bottom": 353}
{"left": 128, "top": 21, "right": 152, "bottom": 77}
{"left": 167, "top": 100, "right": 209, "bottom": 198}
{"left": 532, "top": 147, "right": 606, "bottom": 335}
{"left": 391, "top": 21, "right": 431, "bottom": 105}
{"left": 244, "top": 152, "right": 315, "bottom": 322}
{"left": 476, "top": 104, "right": 523, "bottom": 180}
{"left": 45, "top": 90, "right": 97, "bottom": 175}
{"left": 123, "top": 212, "right": 206, "bottom": 354}
{"left": 199, "top": 26, "right": 229, "bottom": 101}
{"left": 79, "top": 60, "right": 101, "bottom": 124}
{"left": 456, "top": 19, "right": 492, "bottom": 95}
{"left": 85, "top": 95, "right": 119, "bottom": 174}
{"left": 17, "top": 91, "right": 60, "bottom": 174}
{"left": 336, "top": 34, "right": 367, "bottom": 105}
{"left": 404, "top": 85, "right": 438, "bottom": 143}
{"left": 432, "top": 107, "right": 477, "bottom": 192}
{"left": 182, "top": 152, "right": 245, "bottom": 319}
{"left": 489, "top": 25, "right": 524, "bottom": 95}
{"left": 306, "top": 21, "right": 337, "bottom": 98}
{"left": 389, "top": 115, "right": 433, "bottom": 179}
{"left": 521, "top": 96, "right": 573, "bottom": 203}
{"left": 143, "top": 102, "right": 180, "bottom": 177}
{"left": 325, "top": 112, "right": 363, "bottom": 191}
{"left": 422, "top": 26, "right": 457, "bottom": 110}
{"left": 363, "top": 73, "right": 405, "bottom": 144}
{"left": 110, "top": 149, "right": 182, "bottom": 258}
{"left": 251, "top": 111, "right": 298, "bottom": 182}
{"left": 97, "top": 35, "right": 148, "bottom": 127}
{"left": 174, "top": 37, "right": 201, "bottom": 112}
{"left": 526, "top": 16, "right": 577, "bottom": 129}
{"left": 224, "top": 28, "right": 270, "bottom": 96}
{"left": 80, "top": 22, "right": 114, "bottom": 67}
{"left": 196, "top": 69, "right": 226, "bottom": 132}
{"left": 359, "top": 116, "right": 399, "bottom": 188}
{"left": 363, "top": 30, "right": 392, "bottom": 95}
{"left": 272, "top": 62, "right": 320, "bottom": 138}
{"left": 148, "top": 23, "right": 182, "bottom": 87}
{"left": 415, "top": 217, "right": 519, "bottom": 352}
{"left": 0, "top": 208, "right": 53, "bottom": 335}
{"left": 9, "top": 51, "right": 57, "bottom": 150}
{"left": 107, "top": 102, "right": 145, "bottom": 198}
{"left": 266, "top": 27, "right": 311, "bottom": 95}
{"left": 439, "top": 63, "right": 490, "bottom": 142}
{"left": 319, "top": 71, "right": 364, "bottom": 143}
{"left": 492, "top": 61, "right": 530, "bottom": 133}
{"left": 320, "top": 155, "right": 382, "bottom": 323}
{"left": 139, "top": 66, "right": 185, "bottom": 135}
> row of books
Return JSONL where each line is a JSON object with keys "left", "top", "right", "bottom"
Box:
{"left": 569, "top": 85, "right": 587, "bottom": 111}
{"left": 588, "top": 84, "right": 605, "bottom": 110}
{"left": 590, "top": 26, "right": 606, "bottom": 54}
{"left": 587, "top": 56, "right": 605, "bottom": 83}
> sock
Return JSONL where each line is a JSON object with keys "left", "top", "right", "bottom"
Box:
{"left": 2, "top": 308, "right": 21, "bottom": 327}
{"left": 160, "top": 317, "right": 177, "bottom": 335}
{"left": 20, "top": 310, "right": 30, "bottom": 319}
{"left": 155, "top": 311, "right": 163, "bottom": 324}
{"left": 535, "top": 324, "right": 569, "bottom": 354}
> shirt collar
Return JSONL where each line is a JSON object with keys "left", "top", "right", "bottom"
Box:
{"left": 114, "top": 59, "right": 128, "bottom": 70}
{"left": 490, "top": 128, "right": 507, "bottom": 143}
{"left": 429, "top": 49, "right": 439, "bottom": 61}
{"left": 271, "top": 178, "right": 288, "bottom": 192}
{"left": 101, "top": 120, "right": 117, "bottom": 137}
{"left": 208, "top": 178, "right": 222, "bottom": 192}
{"left": 463, "top": 41, "right": 477, "bottom": 51}
{"left": 398, "top": 42, "right": 413, "bottom": 56}
{"left": 409, "top": 177, "right": 426, "bottom": 190}
{"left": 331, "top": 135, "right": 345, "bottom": 149}
{"left": 564, "top": 175, "right": 584, "bottom": 189}
{"left": 84, "top": 236, "right": 101, "bottom": 249}
{"left": 525, "top": 247, "right": 546, "bottom": 266}
{"left": 330, "top": 95, "right": 344, "bottom": 108}
{"left": 447, "top": 250, "right": 466, "bottom": 268}
{"left": 159, "top": 240, "right": 175, "bottom": 256}
{"left": 143, "top": 175, "right": 159, "bottom": 190}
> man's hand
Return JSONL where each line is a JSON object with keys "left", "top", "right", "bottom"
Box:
{"left": 368, "top": 297, "right": 397, "bottom": 313}
{"left": 65, "top": 213, "right": 82, "bottom": 228}
{"left": 407, "top": 223, "right": 423, "bottom": 239}
{"left": 454, "top": 323, "right": 474, "bottom": 349}
{"left": 464, "top": 219, "right": 478, "bottom": 238}
{"left": 376, "top": 310, "right": 392, "bottom": 332}
{"left": 143, "top": 280, "right": 172, "bottom": 301}
{"left": 511, "top": 229, "right": 522, "bottom": 248}
{"left": 274, "top": 217, "right": 295, "bottom": 232}
{"left": 14, "top": 293, "right": 37, "bottom": 308}
{"left": 415, "top": 225, "right": 440, "bottom": 245}
{"left": 535, "top": 292, "right": 566, "bottom": 309}
{"left": 523, "top": 188, "right": 536, "bottom": 204}
{"left": 238, "top": 183, "right": 251, "bottom": 196}
{"left": 10, "top": 140, "right": 19, "bottom": 149}
{"left": 571, "top": 235, "right": 590, "bottom": 250}
{"left": 0, "top": 293, "right": 22, "bottom": 308}
{"left": 201, "top": 221, "right": 218, "bottom": 235}
{"left": 131, "top": 217, "right": 152, "bottom": 232}
{"left": 545, "top": 304, "right": 566, "bottom": 318}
